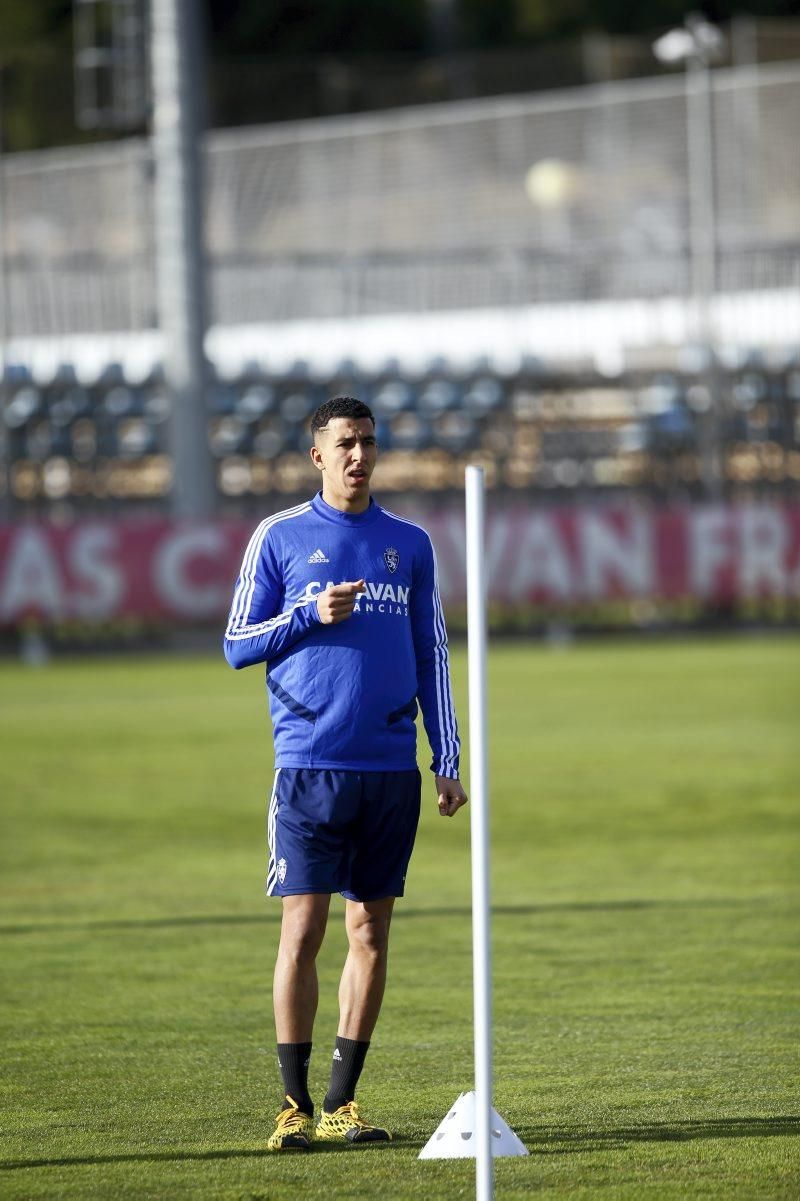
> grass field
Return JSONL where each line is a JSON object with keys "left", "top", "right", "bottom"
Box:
{"left": 1, "top": 636, "right": 798, "bottom": 1199}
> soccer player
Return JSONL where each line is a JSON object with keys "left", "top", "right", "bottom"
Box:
{"left": 224, "top": 396, "right": 467, "bottom": 1151}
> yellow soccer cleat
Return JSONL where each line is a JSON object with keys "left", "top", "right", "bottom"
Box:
{"left": 267, "top": 1096, "right": 313, "bottom": 1151}
{"left": 315, "top": 1101, "right": 392, "bottom": 1144}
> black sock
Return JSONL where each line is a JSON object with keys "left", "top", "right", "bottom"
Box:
{"left": 323, "top": 1037, "right": 370, "bottom": 1113}
{"left": 276, "top": 1042, "right": 313, "bottom": 1115}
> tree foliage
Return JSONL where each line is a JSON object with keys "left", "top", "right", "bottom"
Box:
{"left": 207, "top": 0, "right": 427, "bottom": 55}
{"left": 2, "top": 0, "right": 800, "bottom": 150}
{"left": 207, "top": 0, "right": 800, "bottom": 51}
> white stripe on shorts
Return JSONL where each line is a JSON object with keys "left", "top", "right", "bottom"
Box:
{"left": 265, "top": 768, "right": 281, "bottom": 896}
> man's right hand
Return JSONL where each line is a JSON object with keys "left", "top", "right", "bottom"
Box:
{"left": 316, "top": 580, "right": 365, "bottom": 625}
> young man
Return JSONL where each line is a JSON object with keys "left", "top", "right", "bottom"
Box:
{"left": 224, "top": 395, "right": 467, "bottom": 1151}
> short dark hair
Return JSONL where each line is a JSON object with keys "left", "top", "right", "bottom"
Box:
{"left": 310, "top": 396, "right": 374, "bottom": 438}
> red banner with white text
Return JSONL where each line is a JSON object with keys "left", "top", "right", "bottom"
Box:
{"left": 1, "top": 503, "right": 799, "bottom": 627}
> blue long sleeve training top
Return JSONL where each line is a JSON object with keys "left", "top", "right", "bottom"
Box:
{"left": 224, "top": 492, "right": 460, "bottom": 778}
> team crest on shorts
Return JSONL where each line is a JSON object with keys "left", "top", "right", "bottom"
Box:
{"left": 384, "top": 547, "right": 399, "bottom": 574}
{"left": 277, "top": 858, "right": 287, "bottom": 884}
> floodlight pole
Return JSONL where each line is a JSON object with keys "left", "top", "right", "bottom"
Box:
{"left": 465, "top": 465, "right": 492, "bottom": 1201}
{"left": 653, "top": 14, "right": 724, "bottom": 500}
{"left": 685, "top": 34, "right": 722, "bottom": 500}
{"left": 0, "top": 69, "right": 11, "bottom": 522}
{"left": 151, "top": 0, "right": 216, "bottom": 518}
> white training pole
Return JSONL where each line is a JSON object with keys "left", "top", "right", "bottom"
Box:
{"left": 465, "top": 465, "right": 492, "bottom": 1201}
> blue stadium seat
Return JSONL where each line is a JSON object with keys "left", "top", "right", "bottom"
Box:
{"left": 236, "top": 384, "right": 277, "bottom": 422}
{"left": 95, "top": 426, "right": 119, "bottom": 458}
{"left": 48, "top": 386, "right": 92, "bottom": 428}
{"left": 646, "top": 406, "right": 695, "bottom": 455}
{"left": 25, "top": 420, "right": 55, "bottom": 461}
{"left": 96, "top": 362, "right": 127, "bottom": 388}
{"left": 50, "top": 363, "right": 79, "bottom": 387}
{"left": 103, "top": 386, "right": 144, "bottom": 419}
{"left": 388, "top": 412, "right": 432, "bottom": 451}
{"left": 330, "top": 357, "right": 361, "bottom": 380}
{"left": 253, "top": 418, "right": 291, "bottom": 459}
{"left": 374, "top": 418, "right": 392, "bottom": 450}
{"left": 731, "top": 373, "right": 767, "bottom": 410}
{"left": 417, "top": 379, "right": 460, "bottom": 415}
{"left": 432, "top": 411, "right": 478, "bottom": 454}
{"left": 463, "top": 376, "right": 506, "bottom": 415}
{"left": 3, "top": 386, "right": 42, "bottom": 432}
{"left": 372, "top": 380, "right": 414, "bottom": 417}
{"left": 143, "top": 388, "right": 171, "bottom": 424}
{"left": 326, "top": 377, "right": 368, "bottom": 406}
{"left": 117, "top": 419, "right": 159, "bottom": 459}
{"left": 280, "top": 390, "right": 316, "bottom": 423}
{"left": 209, "top": 416, "right": 253, "bottom": 458}
{"left": 2, "top": 363, "right": 33, "bottom": 387}
{"left": 209, "top": 384, "right": 238, "bottom": 416}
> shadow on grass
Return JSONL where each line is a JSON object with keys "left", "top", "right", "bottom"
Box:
{"left": 2, "top": 1119, "right": 796, "bottom": 1172}
{"left": 0, "top": 913, "right": 282, "bottom": 936}
{"left": 0, "top": 896, "right": 772, "bottom": 937}
{"left": 0, "top": 1136, "right": 412, "bottom": 1172}
{"left": 515, "top": 1115, "right": 800, "bottom": 1155}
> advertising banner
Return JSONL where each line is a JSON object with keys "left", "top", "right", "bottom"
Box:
{"left": 1, "top": 503, "right": 799, "bottom": 627}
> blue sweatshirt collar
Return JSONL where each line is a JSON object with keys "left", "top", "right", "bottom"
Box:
{"left": 311, "top": 491, "right": 381, "bottom": 526}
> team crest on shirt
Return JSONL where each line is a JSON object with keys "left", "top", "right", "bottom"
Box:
{"left": 384, "top": 547, "right": 399, "bottom": 574}
{"left": 277, "top": 858, "right": 287, "bottom": 884}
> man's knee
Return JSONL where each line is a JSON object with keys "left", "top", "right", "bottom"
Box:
{"left": 347, "top": 909, "right": 392, "bottom": 959}
{"left": 280, "top": 899, "right": 328, "bottom": 962}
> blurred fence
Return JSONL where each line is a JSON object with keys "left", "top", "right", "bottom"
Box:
{"left": 2, "top": 62, "right": 799, "bottom": 339}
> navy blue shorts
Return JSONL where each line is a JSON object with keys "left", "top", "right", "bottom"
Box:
{"left": 266, "top": 768, "right": 422, "bottom": 901}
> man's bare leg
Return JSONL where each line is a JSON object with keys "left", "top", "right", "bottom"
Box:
{"left": 273, "top": 893, "right": 331, "bottom": 1042}
{"left": 316, "top": 897, "right": 395, "bottom": 1138}
{"left": 270, "top": 892, "right": 331, "bottom": 1135}
{"left": 338, "top": 897, "right": 395, "bottom": 1039}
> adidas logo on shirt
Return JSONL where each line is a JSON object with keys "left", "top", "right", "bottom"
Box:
{"left": 307, "top": 548, "right": 330, "bottom": 564}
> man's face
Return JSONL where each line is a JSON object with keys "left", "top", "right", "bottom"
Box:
{"left": 310, "top": 416, "right": 377, "bottom": 512}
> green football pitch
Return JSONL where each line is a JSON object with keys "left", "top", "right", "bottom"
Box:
{"left": 1, "top": 636, "right": 798, "bottom": 1199}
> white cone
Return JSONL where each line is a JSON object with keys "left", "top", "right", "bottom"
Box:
{"left": 418, "top": 1091, "right": 529, "bottom": 1159}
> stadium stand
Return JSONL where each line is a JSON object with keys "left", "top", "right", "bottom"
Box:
{"left": 2, "top": 64, "right": 799, "bottom": 516}
{"left": 3, "top": 357, "right": 798, "bottom": 513}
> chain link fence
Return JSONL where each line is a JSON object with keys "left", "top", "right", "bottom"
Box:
{"left": 2, "top": 62, "right": 799, "bottom": 340}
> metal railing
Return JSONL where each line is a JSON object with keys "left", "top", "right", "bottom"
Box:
{"left": 1, "top": 63, "right": 799, "bottom": 340}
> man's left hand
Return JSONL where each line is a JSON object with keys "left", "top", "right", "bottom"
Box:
{"left": 435, "top": 775, "right": 468, "bottom": 817}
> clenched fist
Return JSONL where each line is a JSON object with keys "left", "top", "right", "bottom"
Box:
{"left": 316, "top": 580, "right": 365, "bottom": 625}
{"left": 436, "top": 775, "right": 468, "bottom": 817}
